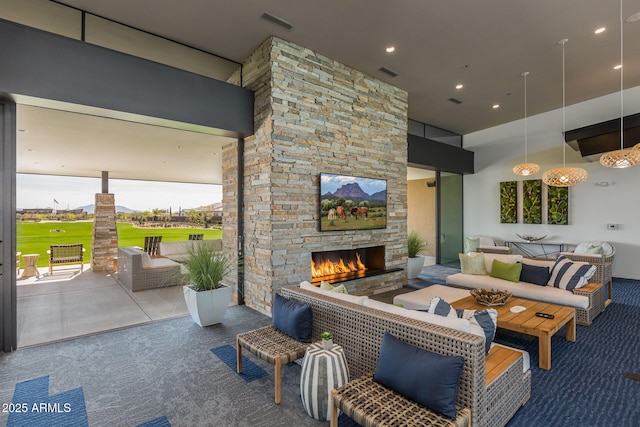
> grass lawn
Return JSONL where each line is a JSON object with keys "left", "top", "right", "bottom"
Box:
{"left": 17, "top": 221, "right": 222, "bottom": 268}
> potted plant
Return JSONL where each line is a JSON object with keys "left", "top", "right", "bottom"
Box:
{"left": 321, "top": 331, "right": 334, "bottom": 350}
{"left": 407, "top": 230, "right": 427, "bottom": 279}
{"left": 182, "top": 243, "right": 233, "bottom": 327}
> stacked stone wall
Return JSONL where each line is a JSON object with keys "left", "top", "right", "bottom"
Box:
{"left": 91, "top": 193, "right": 118, "bottom": 272}
{"left": 225, "top": 37, "right": 408, "bottom": 315}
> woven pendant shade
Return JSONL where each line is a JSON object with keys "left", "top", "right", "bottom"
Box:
{"left": 513, "top": 72, "right": 539, "bottom": 176}
{"left": 599, "top": 148, "right": 640, "bottom": 168}
{"left": 542, "top": 167, "right": 588, "bottom": 187}
{"left": 513, "top": 163, "right": 540, "bottom": 176}
{"left": 634, "top": 143, "right": 640, "bottom": 150}
{"left": 542, "top": 39, "right": 588, "bottom": 187}
{"left": 600, "top": 0, "right": 639, "bottom": 169}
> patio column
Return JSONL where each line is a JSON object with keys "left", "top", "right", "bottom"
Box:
{"left": 92, "top": 193, "right": 118, "bottom": 272}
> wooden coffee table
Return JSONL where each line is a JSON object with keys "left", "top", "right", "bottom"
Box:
{"left": 452, "top": 295, "right": 576, "bottom": 370}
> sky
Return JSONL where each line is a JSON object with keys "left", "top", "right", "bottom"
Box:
{"left": 17, "top": 174, "right": 222, "bottom": 212}
{"left": 320, "top": 173, "right": 386, "bottom": 194}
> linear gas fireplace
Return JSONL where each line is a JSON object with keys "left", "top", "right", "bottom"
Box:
{"left": 311, "top": 246, "right": 400, "bottom": 285}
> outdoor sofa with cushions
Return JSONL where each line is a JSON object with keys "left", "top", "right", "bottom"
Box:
{"left": 117, "top": 247, "right": 182, "bottom": 291}
{"left": 446, "top": 252, "right": 606, "bottom": 325}
{"left": 157, "top": 239, "right": 222, "bottom": 262}
{"left": 282, "top": 283, "right": 531, "bottom": 427}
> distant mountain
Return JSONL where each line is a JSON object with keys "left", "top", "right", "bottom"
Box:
{"left": 369, "top": 190, "right": 387, "bottom": 201}
{"left": 329, "top": 183, "right": 369, "bottom": 199}
{"left": 188, "top": 202, "right": 223, "bottom": 213}
{"left": 75, "top": 204, "right": 138, "bottom": 214}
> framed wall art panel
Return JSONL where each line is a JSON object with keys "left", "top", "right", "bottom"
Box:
{"left": 522, "top": 179, "right": 542, "bottom": 224}
{"left": 500, "top": 181, "right": 518, "bottom": 224}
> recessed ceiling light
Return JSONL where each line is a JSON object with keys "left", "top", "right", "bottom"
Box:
{"left": 385, "top": 46, "right": 395, "bottom": 53}
{"left": 176, "top": 145, "right": 183, "bottom": 149}
{"left": 626, "top": 12, "right": 640, "bottom": 23}
{"left": 27, "top": 148, "right": 34, "bottom": 152}
{"left": 492, "top": 104, "right": 500, "bottom": 109}
{"left": 455, "top": 84, "right": 464, "bottom": 90}
{"left": 18, "top": 129, "right": 28, "bottom": 133}
{"left": 594, "top": 27, "right": 606, "bottom": 34}
{"left": 614, "top": 64, "right": 622, "bottom": 70}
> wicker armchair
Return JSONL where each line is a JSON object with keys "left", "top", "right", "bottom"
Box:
{"left": 560, "top": 242, "right": 614, "bottom": 306}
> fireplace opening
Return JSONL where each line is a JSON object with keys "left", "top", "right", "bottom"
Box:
{"left": 311, "top": 246, "right": 394, "bottom": 284}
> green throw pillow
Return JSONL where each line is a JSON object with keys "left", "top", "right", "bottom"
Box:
{"left": 459, "top": 253, "right": 487, "bottom": 275}
{"left": 586, "top": 244, "right": 604, "bottom": 255}
{"left": 464, "top": 237, "right": 480, "bottom": 253}
{"left": 320, "top": 280, "right": 349, "bottom": 294}
{"left": 490, "top": 259, "right": 522, "bottom": 283}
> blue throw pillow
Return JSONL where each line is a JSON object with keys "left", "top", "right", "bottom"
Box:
{"left": 520, "top": 263, "right": 550, "bottom": 286}
{"left": 373, "top": 333, "right": 465, "bottom": 420}
{"left": 272, "top": 293, "right": 312, "bottom": 342}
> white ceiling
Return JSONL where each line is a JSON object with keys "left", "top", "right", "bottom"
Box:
{"left": 56, "top": 0, "right": 640, "bottom": 134}
{"left": 14, "top": 0, "right": 640, "bottom": 183}
{"left": 17, "top": 105, "right": 229, "bottom": 184}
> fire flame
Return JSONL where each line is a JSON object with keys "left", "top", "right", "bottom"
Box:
{"left": 311, "top": 253, "right": 366, "bottom": 278}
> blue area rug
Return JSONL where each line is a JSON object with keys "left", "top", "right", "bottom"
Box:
{"left": 136, "top": 415, "right": 171, "bottom": 427}
{"left": 407, "top": 264, "right": 461, "bottom": 289}
{"left": 504, "top": 277, "right": 640, "bottom": 426}
{"left": 211, "top": 344, "right": 268, "bottom": 382}
{"left": 7, "top": 376, "right": 88, "bottom": 427}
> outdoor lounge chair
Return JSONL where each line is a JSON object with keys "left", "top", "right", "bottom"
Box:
{"left": 48, "top": 243, "right": 85, "bottom": 274}
{"left": 188, "top": 233, "right": 204, "bottom": 240}
{"left": 143, "top": 236, "right": 162, "bottom": 256}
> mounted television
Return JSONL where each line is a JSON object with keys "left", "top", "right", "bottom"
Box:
{"left": 319, "top": 173, "right": 387, "bottom": 231}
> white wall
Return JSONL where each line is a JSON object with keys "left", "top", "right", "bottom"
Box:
{"left": 464, "top": 86, "right": 640, "bottom": 279}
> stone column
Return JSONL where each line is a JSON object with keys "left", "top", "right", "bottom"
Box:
{"left": 92, "top": 193, "right": 118, "bottom": 272}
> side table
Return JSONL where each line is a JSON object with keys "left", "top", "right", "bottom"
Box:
{"left": 21, "top": 253, "right": 41, "bottom": 278}
{"left": 300, "top": 342, "right": 349, "bottom": 421}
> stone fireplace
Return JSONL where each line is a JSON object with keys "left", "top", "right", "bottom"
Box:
{"left": 223, "top": 37, "right": 409, "bottom": 315}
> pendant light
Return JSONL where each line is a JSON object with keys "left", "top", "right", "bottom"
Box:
{"left": 513, "top": 72, "right": 540, "bottom": 176}
{"left": 600, "top": 0, "right": 640, "bottom": 168}
{"left": 542, "top": 39, "right": 588, "bottom": 187}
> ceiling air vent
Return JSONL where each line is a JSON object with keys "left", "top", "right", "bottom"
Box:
{"left": 448, "top": 98, "right": 463, "bottom": 105}
{"left": 261, "top": 12, "right": 293, "bottom": 30}
{"left": 378, "top": 67, "right": 398, "bottom": 78}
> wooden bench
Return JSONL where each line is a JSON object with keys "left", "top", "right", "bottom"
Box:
{"left": 47, "top": 244, "right": 85, "bottom": 274}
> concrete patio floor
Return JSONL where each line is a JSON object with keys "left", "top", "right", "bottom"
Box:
{"left": 16, "top": 264, "right": 192, "bottom": 348}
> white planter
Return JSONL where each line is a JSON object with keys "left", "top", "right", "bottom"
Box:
{"left": 183, "top": 283, "right": 232, "bottom": 327}
{"left": 407, "top": 255, "right": 425, "bottom": 279}
{"left": 322, "top": 339, "right": 333, "bottom": 350}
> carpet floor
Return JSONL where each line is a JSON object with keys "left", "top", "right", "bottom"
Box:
{"left": 1, "top": 277, "right": 639, "bottom": 426}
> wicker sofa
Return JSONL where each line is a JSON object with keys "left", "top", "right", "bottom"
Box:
{"left": 281, "top": 285, "right": 531, "bottom": 427}
{"left": 446, "top": 253, "right": 606, "bottom": 326}
{"left": 158, "top": 239, "right": 222, "bottom": 262}
{"left": 117, "top": 247, "right": 182, "bottom": 291}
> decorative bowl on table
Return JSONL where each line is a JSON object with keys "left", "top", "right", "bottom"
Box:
{"left": 516, "top": 233, "right": 546, "bottom": 243}
{"left": 470, "top": 288, "right": 512, "bottom": 306}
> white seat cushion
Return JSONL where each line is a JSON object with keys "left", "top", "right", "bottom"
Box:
{"left": 393, "top": 285, "right": 470, "bottom": 310}
{"left": 446, "top": 273, "right": 589, "bottom": 309}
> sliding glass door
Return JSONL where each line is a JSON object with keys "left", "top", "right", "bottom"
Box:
{"left": 438, "top": 172, "right": 463, "bottom": 266}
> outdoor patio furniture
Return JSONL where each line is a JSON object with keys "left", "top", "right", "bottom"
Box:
{"left": 21, "top": 253, "right": 41, "bottom": 278}
{"left": 16, "top": 252, "right": 21, "bottom": 275}
{"left": 236, "top": 325, "right": 310, "bottom": 404}
{"left": 560, "top": 242, "right": 615, "bottom": 306}
{"left": 117, "top": 247, "right": 182, "bottom": 291}
{"left": 143, "top": 236, "right": 162, "bottom": 256}
{"left": 47, "top": 244, "right": 85, "bottom": 275}
{"left": 188, "top": 233, "right": 204, "bottom": 240}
